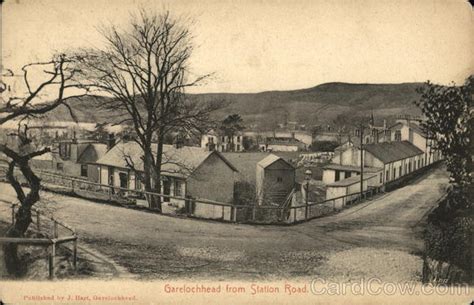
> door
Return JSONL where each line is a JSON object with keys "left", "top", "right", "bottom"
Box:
{"left": 119, "top": 172, "right": 128, "bottom": 189}
{"left": 163, "top": 180, "right": 171, "bottom": 202}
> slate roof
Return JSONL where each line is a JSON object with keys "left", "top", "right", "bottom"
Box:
{"left": 222, "top": 152, "right": 270, "bottom": 183}
{"left": 95, "top": 141, "right": 237, "bottom": 178}
{"left": 363, "top": 141, "right": 423, "bottom": 164}
{"left": 257, "top": 154, "right": 294, "bottom": 169}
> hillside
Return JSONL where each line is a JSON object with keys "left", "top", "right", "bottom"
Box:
{"left": 45, "top": 82, "right": 424, "bottom": 128}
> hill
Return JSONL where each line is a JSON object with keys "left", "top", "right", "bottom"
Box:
{"left": 45, "top": 82, "right": 424, "bottom": 129}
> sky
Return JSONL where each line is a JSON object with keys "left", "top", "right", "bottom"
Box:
{"left": 1, "top": 0, "right": 473, "bottom": 93}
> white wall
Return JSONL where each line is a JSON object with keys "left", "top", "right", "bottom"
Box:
{"left": 322, "top": 169, "right": 336, "bottom": 184}
{"left": 267, "top": 144, "right": 299, "bottom": 152}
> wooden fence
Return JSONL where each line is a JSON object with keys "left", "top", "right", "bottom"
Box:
{"left": 0, "top": 202, "right": 77, "bottom": 279}
{"left": 1, "top": 166, "right": 385, "bottom": 225}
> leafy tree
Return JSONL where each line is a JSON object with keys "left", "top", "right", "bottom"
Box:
{"left": 310, "top": 140, "right": 339, "bottom": 152}
{"left": 415, "top": 76, "right": 473, "bottom": 210}
{"left": 219, "top": 114, "right": 244, "bottom": 152}
{"left": 242, "top": 136, "right": 255, "bottom": 151}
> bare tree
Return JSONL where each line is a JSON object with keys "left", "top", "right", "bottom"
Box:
{"left": 76, "top": 10, "right": 221, "bottom": 211}
{"left": 0, "top": 54, "right": 87, "bottom": 276}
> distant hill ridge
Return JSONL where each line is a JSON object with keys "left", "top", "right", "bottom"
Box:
{"left": 45, "top": 82, "right": 424, "bottom": 128}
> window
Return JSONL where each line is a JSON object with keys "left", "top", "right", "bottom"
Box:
{"left": 417, "top": 159, "right": 420, "bottom": 169}
{"left": 335, "top": 170, "right": 340, "bottom": 182}
{"left": 221, "top": 136, "right": 225, "bottom": 142}
{"left": 399, "top": 166, "right": 402, "bottom": 177}
{"left": 236, "top": 144, "right": 240, "bottom": 151}
{"left": 386, "top": 170, "right": 389, "bottom": 181}
{"left": 81, "top": 164, "right": 88, "bottom": 177}
{"left": 345, "top": 171, "right": 352, "bottom": 178}
{"left": 174, "top": 180, "right": 183, "bottom": 196}
{"left": 395, "top": 130, "right": 402, "bottom": 141}
{"left": 393, "top": 168, "right": 396, "bottom": 180}
{"left": 59, "top": 143, "right": 71, "bottom": 159}
{"left": 208, "top": 136, "right": 214, "bottom": 144}
{"left": 56, "top": 163, "right": 63, "bottom": 171}
{"left": 135, "top": 173, "right": 143, "bottom": 190}
{"left": 405, "top": 164, "right": 408, "bottom": 174}
{"left": 408, "top": 162, "right": 412, "bottom": 173}
{"left": 276, "top": 177, "right": 283, "bottom": 183}
{"left": 379, "top": 173, "right": 382, "bottom": 183}
{"left": 236, "top": 136, "right": 241, "bottom": 142}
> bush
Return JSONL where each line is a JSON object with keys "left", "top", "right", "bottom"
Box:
{"left": 425, "top": 200, "right": 473, "bottom": 282}
{"left": 310, "top": 141, "right": 339, "bottom": 152}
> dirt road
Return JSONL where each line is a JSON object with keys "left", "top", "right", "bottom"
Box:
{"left": 0, "top": 166, "right": 448, "bottom": 281}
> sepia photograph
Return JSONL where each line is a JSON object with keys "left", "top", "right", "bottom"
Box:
{"left": 0, "top": 0, "right": 472, "bottom": 304}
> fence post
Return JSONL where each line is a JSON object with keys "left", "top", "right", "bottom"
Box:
{"left": 73, "top": 236, "right": 78, "bottom": 271}
{"left": 252, "top": 205, "right": 256, "bottom": 221}
{"left": 71, "top": 180, "right": 75, "bottom": 193}
{"left": 305, "top": 204, "right": 309, "bottom": 220}
{"left": 53, "top": 219, "right": 58, "bottom": 238}
{"left": 49, "top": 243, "right": 56, "bottom": 279}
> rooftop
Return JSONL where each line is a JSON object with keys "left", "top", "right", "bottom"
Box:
{"left": 363, "top": 141, "right": 424, "bottom": 163}
{"left": 257, "top": 154, "right": 294, "bottom": 169}
{"left": 95, "top": 141, "right": 237, "bottom": 178}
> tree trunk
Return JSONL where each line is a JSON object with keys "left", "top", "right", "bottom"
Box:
{"left": 151, "top": 138, "right": 164, "bottom": 213}
{"left": 3, "top": 205, "right": 32, "bottom": 276}
{"left": 3, "top": 160, "right": 41, "bottom": 277}
{"left": 143, "top": 148, "right": 161, "bottom": 211}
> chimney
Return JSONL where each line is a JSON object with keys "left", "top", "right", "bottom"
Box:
{"left": 107, "top": 133, "right": 116, "bottom": 150}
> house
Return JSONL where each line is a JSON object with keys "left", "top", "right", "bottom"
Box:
{"left": 263, "top": 137, "right": 307, "bottom": 152}
{"left": 52, "top": 139, "right": 108, "bottom": 181}
{"left": 94, "top": 141, "right": 238, "bottom": 209}
{"left": 324, "top": 141, "right": 425, "bottom": 186}
{"left": 201, "top": 129, "right": 245, "bottom": 152}
{"left": 312, "top": 131, "right": 349, "bottom": 144}
{"left": 334, "top": 140, "right": 355, "bottom": 153}
{"left": 385, "top": 119, "right": 441, "bottom": 165}
{"left": 326, "top": 173, "right": 379, "bottom": 209}
{"left": 322, "top": 163, "right": 383, "bottom": 185}
{"left": 256, "top": 154, "right": 295, "bottom": 205}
